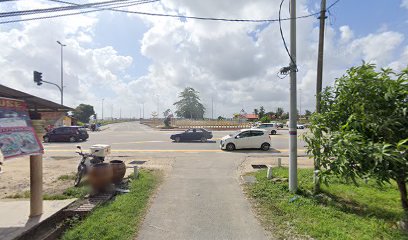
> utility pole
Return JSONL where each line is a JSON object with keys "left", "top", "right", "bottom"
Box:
{"left": 314, "top": 0, "right": 327, "bottom": 193}
{"left": 289, "top": 0, "right": 298, "bottom": 192}
{"left": 101, "top": 98, "right": 104, "bottom": 120}
{"left": 212, "top": 97, "right": 215, "bottom": 119}
{"left": 120, "top": 108, "right": 122, "bottom": 119}
{"left": 111, "top": 104, "right": 113, "bottom": 120}
{"left": 299, "top": 88, "right": 302, "bottom": 118}
{"left": 142, "top": 102, "right": 145, "bottom": 119}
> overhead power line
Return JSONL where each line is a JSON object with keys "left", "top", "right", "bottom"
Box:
{"left": 0, "top": 0, "right": 341, "bottom": 24}
{"left": 0, "top": 0, "right": 152, "bottom": 18}
{"left": 0, "top": 0, "right": 158, "bottom": 24}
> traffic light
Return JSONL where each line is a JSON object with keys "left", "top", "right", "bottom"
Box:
{"left": 33, "top": 71, "right": 42, "bottom": 86}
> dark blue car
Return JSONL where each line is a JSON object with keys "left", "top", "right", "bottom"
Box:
{"left": 170, "top": 128, "right": 213, "bottom": 142}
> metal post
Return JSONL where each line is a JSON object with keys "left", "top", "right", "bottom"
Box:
{"left": 57, "top": 41, "right": 66, "bottom": 106}
{"left": 289, "top": 0, "right": 298, "bottom": 192}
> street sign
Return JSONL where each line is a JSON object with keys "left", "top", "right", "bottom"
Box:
{"left": 0, "top": 97, "right": 43, "bottom": 159}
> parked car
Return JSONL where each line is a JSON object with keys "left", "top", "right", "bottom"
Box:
{"left": 170, "top": 128, "right": 213, "bottom": 142}
{"left": 220, "top": 129, "right": 271, "bottom": 151}
{"left": 43, "top": 126, "right": 89, "bottom": 142}
{"left": 276, "top": 123, "right": 284, "bottom": 128}
{"left": 252, "top": 123, "right": 278, "bottom": 135}
{"left": 297, "top": 124, "right": 305, "bottom": 129}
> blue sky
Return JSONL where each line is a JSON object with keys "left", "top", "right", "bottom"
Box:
{"left": 0, "top": 0, "right": 407, "bottom": 118}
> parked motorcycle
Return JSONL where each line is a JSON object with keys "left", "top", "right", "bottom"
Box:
{"left": 74, "top": 145, "right": 104, "bottom": 187}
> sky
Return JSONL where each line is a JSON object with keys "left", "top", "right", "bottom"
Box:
{"left": 0, "top": 0, "right": 407, "bottom": 119}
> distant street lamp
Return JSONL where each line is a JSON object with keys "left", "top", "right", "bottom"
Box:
{"left": 56, "top": 41, "right": 66, "bottom": 105}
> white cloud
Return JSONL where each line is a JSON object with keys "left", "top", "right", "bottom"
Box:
{"left": 402, "top": 0, "right": 408, "bottom": 9}
{"left": 0, "top": 0, "right": 406, "bottom": 119}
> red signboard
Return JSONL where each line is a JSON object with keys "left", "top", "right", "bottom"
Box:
{"left": 0, "top": 97, "right": 43, "bottom": 159}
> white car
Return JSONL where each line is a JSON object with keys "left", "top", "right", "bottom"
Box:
{"left": 252, "top": 123, "right": 278, "bottom": 135}
{"left": 220, "top": 129, "right": 271, "bottom": 151}
{"left": 297, "top": 124, "right": 305, "bottom": 129}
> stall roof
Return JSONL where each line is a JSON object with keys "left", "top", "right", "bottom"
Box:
{"left": 0, "top": 84, "right": 72, "bottom": 112}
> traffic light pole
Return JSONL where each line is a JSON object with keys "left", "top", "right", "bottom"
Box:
{"left": 41, "top": 80, "right": 63, "bottom": 105}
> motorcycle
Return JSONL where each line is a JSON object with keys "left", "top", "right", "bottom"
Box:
{"left": 74, "top": 145, "right": 105, "bottom": 187}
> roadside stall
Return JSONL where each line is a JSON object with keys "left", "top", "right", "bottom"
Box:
{"left": 0, "top": 84, "right": 72, "bottom": 217}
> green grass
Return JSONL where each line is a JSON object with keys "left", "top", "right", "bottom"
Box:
{"left": 6, "top": 184, "right": 89, "bottom": 200}
{"left": 62, "top": 170, "right": 162, "bottom": 240}
{"left": 58, "top": 174, "right": 77, "bottom": 181}
{"left": 246, "top": 168, "right": 408, "bottom": 240}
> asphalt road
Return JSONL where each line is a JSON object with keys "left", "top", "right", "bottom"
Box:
{"left": 43, "top": 122, "right": 309, "bottom": 239}
{"left": 43, "top": 121, "right": 308, "bottom": 158}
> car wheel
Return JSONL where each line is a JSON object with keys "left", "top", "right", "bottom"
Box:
{"left": 69, "top": 136, "right": 77, "bottom": 143}
{"left": 226, "top": 143, "right": 235, "bottom": 151}
{"left": 43, "top": 136, "right": 49, "bottom": 143}
{"left": 271, "top": 130, "right": 277, "bottom": 135}
{"left": 261, "top": 143, "right": 270, "bottom": 151}
{"left": 175, "top": 136, "right": 181, "bottom": 142}
{"left": 200, "top": 137, "right": 207, "bottom": 142}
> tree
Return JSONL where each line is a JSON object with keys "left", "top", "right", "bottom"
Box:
{"left": 305, "top": 110, "right": 312, "bottom": 117}
{"left": 173, "top": 87, "right": 205, "bottom": 119}
{"left": 163, "top": 109, "right": 171, "bottom": 118}
{"left": 276, "top": 107, "right": 284, "bottom": 119}
{"left": 217, "top": 116, "right": 225, "bottom": 120}
{"left": 260, "top": 115, "right": 271, "bottom": 123}
{"left": 253, "top": 108, "right": 259, "bottom": 116}
{"left": 72, "top": 104, "right": 95, "bottom": 123}
{"left": 304, "top": 63, "right": 408, "bottom": 215}
{"left": 259, "top": 106, "right": 265, "bottom": 118}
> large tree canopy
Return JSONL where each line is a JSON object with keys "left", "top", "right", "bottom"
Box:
{"left": 173, "top": 87, "right": 205, "bottom": 119}
{"left": 305, "top": 63, "right": 408, "bottom": 213}
{"left": 72, "top": 104, "right": 95, "bottom": 123}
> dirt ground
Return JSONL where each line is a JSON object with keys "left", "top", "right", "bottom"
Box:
{"left": 0, "top": 155, "right": 175, "bottom": 199}
{"left": 0, "top": 153, "right": 312, "bottom": 199}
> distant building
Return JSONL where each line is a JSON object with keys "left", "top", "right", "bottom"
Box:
{"left": 244, "top": 114, "right": 259, "bottom": 121}
{"left": 0, "top": 84, "right": 72, "bottom": 127}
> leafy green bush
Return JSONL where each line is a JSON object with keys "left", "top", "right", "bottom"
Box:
{"left": 304, "top": 63, "right": 408, "bottom": 214}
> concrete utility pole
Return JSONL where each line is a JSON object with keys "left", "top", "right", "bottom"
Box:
{"left": 314, "top": 0, "right": 327, "bottom": 193}
{"left": 299, "top": 88, "right": 302, "bottom": 118}
{"left": 56, "top": 41, "right": 66, "bottom": 106}
{"left": 289, "top": 0, "right": 298, "bottom": 192}
{"left": 211, "top": 97, "right": 214, "bottom": 120}
{"left": 316, "top": 0, "right": 326, "bottom": 113}
{"left": 101, "top": 98, "right": 104, "bottom": 120}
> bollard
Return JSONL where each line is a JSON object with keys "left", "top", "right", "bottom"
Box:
{"left": 133, "top": 166, "right": 139, "bottom": 179}
{"left": 313, "top": 170, "right": 320, "bottom": 186}
{"left": 278, "top": 158, "right": 282, "bottom": 167}
{"left": 267, "top": 166, "right": 273, "bottom": 179}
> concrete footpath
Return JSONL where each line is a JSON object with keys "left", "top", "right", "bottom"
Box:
{"left": 0, "top": 199, "right": 75, "bottom": 240}
{"left": 137, "top": 156, "right": 270, "bottom": 240}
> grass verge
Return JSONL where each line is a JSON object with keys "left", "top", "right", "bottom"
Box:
{"left": 62, "top": 169, "right": 162, "bottom": 240}
{"left": 245, "top": 167, "right": 408, "bottom": 240}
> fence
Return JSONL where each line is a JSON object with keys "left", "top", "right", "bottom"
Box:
{"left": 172, "top": 119, "right": 252, "bottom": 129}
